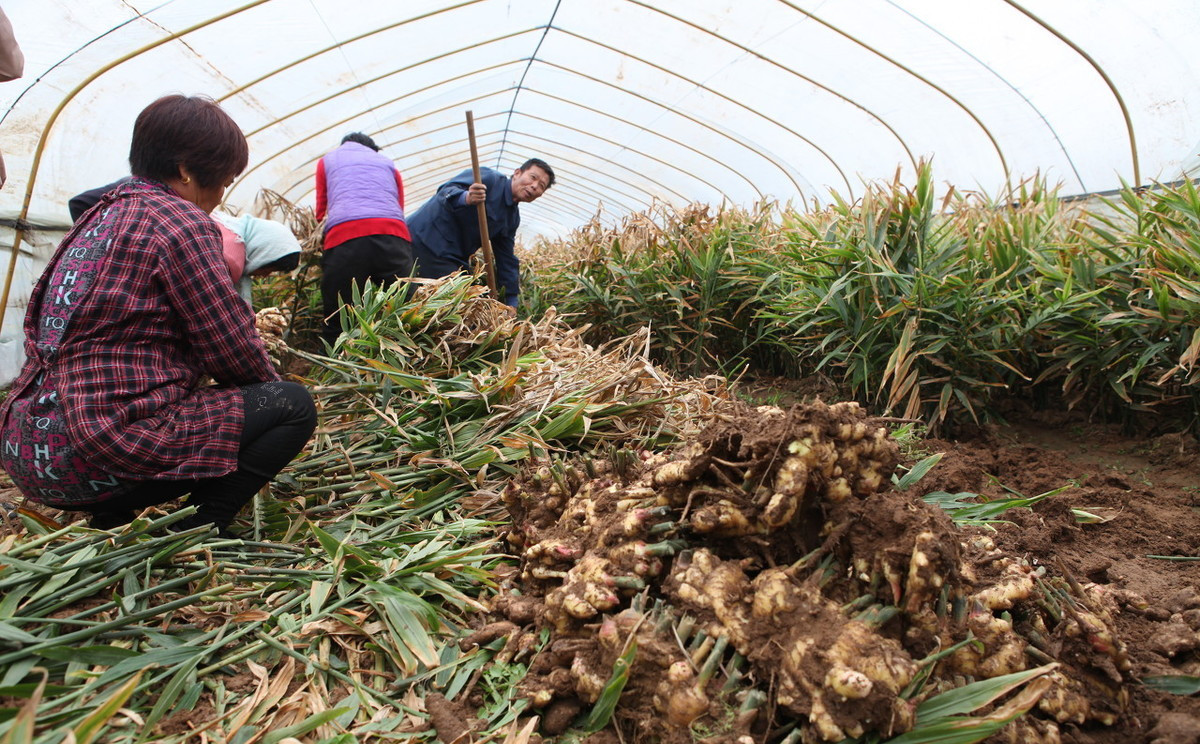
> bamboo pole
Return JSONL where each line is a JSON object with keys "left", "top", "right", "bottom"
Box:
{"left": 0, "top": 0, "right": 274, "bottom": 334}
{"left": 465, "top": 110, "right": 497, "bottom": 297}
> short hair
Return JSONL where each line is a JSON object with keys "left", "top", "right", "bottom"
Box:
{"left": 520, "top": 158, "right": 555, "bottom": 189}
{"left": 129, "top": 95, "right": 248, "bottom": 190}
{"left": 341, "top": 132, "right": 380, "bottom": 151}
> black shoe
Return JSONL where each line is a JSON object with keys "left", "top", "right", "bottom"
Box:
{"left": 167, "top": 515, "right": 243, "bottom": 541}
{"left": 214, "top": 526, "right": 245, "bottom": 541}
{"left": 89, "top": 509, "right": 135, "bottom": 530}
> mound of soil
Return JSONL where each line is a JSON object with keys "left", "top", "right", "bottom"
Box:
{"left": 920, "top": 412, "right": 1200, "bottom": 744}
{"left": 484, "top": 400, "right": 1196, "bottom": 743}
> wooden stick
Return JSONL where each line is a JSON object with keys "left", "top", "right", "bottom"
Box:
{"left": 465, "top": 110, "right": 497, "bottom": 297}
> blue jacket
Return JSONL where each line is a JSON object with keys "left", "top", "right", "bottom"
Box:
{"left": 321, "top": 142, "right": 405, "bottom": 231}
{"left": 407, "top": 167, "right": 520, "bottom": 303}
{"left": 69, "top": 177, "right": 132, "bottom": 222}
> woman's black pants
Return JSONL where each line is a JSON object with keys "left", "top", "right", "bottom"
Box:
{"left": 87, "top": 381, "right": 317, "bottom": 531}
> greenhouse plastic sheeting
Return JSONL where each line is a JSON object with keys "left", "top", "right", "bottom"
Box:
{"left": 6, "top": 0, "right": 1200, "bottom": 232}
{"left": 2, "top": 0, "right": 1200, "bottom": 380}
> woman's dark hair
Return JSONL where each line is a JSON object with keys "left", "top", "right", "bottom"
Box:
{"left": 129, "top": 95, "right": 249, "bottom": 189}
{"left": 341, "top": 132, "right": 380, "bottom": 151}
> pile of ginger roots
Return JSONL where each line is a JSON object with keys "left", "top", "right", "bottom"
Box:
{"left": 466, "top": 400, "right": 1134, "bottom": 744}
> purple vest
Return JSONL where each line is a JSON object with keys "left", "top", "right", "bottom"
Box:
{"left": 322, "top": 142, "right": 405, "bottom": 231}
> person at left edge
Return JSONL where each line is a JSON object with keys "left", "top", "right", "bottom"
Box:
{"left": 0, "top": 95, "right": 317, "bottom": 536}
{"left": 314, "top": 132, "right": 413, "bottom": 348}
{"left": 0, "top": 7, "right": 24, "bottom": 190}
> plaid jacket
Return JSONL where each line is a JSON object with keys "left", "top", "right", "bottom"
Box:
{"left": 0, "top": 178, "right": 279, "bottom": 486}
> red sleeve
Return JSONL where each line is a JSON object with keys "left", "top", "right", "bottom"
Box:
{"left": 214, "top": 220, "right": 246, "bottom": 283}
{"left": 315, "top": 158, "right": 328, "bottom": 221}
{"left": 394, "top": 168, "right": 405, "bottom": 212}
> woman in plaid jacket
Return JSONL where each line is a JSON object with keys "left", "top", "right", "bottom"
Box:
{"left": 0, "top": 95, "right": 316, "bottom": 537}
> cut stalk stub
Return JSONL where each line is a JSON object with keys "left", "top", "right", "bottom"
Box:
{"left": 610, "top": 576, "right": 646, "bottom": 590}
{"left": 645, "top": 540, "right": 688, "bottom": 557}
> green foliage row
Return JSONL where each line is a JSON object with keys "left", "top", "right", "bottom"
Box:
{"left": 523, "top": 164, "right": 1200, "bottom": 432}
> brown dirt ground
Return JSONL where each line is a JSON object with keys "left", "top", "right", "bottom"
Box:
{"left": 915, "top": 408, "right": 1200, "bottom": 744}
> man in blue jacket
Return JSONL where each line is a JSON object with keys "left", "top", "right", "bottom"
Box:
{"left": 408, "top": 158, "right": 554, "bottom": 308}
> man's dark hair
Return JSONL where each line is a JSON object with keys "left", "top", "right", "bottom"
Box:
{"left": 129, "top": 95, "right": 248, "bottom": 189}
{"left": 520, "top": 158, "right": 555, "bottom": 189}
{"left": 341, "top": 132, "right": 380, "bottom": 151}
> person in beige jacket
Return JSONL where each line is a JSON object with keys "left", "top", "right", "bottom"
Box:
{"left": 0, "top": 7, "right": 24, "bottom": 189}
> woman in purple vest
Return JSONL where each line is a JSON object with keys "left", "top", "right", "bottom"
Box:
{"left": 314, "top": 132, "right": 413, "bottom": 347}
